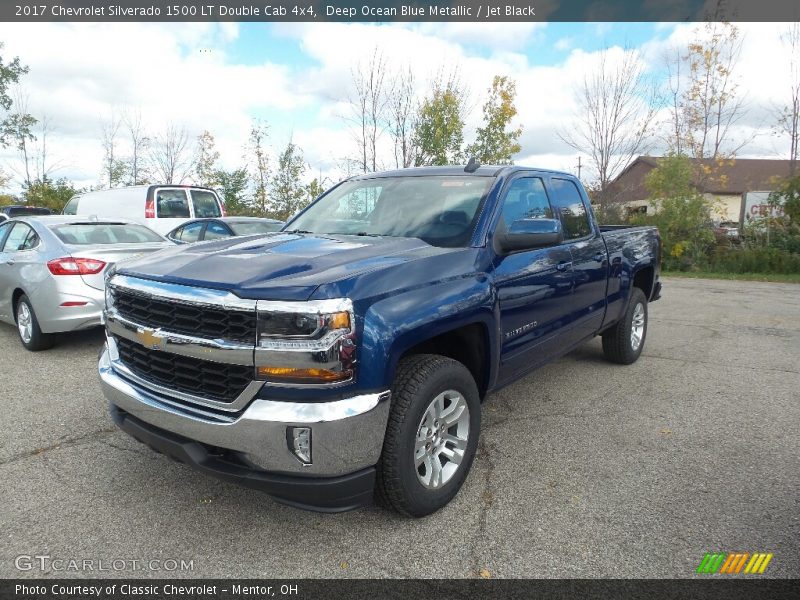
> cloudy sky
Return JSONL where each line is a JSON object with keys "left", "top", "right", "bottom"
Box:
{"left": 0, "top": 21, "right": 793, "bottom": 193}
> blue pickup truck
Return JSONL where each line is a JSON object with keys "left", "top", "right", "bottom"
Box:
{"left": 99, "top": 165, "right": 661, "bottom": 517}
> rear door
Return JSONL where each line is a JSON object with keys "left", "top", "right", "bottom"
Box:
{"left": 0, "top": 222, "right": 41, "bottom": 319}
{"left": 549, "top": 177, "right": 608, "bottom": 342}
{"left": 0, "top": 221, "right": 17, "bottom": 319}
{"left": 153, "top": 188, "right": 192, "bottom": 234}
{"left": 189, "top": 189, "right": 223, "bottom": 218}
{"left": 492, "top": 176, "right": 575, "bottom": 384}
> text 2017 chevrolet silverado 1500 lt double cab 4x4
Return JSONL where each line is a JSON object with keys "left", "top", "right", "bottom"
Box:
{"left": 98, "top": 165, "right": 661, "bottom": 517}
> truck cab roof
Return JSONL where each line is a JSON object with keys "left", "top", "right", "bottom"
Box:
{"left": 349, "top": 165, "right": 577, "bottom": 180}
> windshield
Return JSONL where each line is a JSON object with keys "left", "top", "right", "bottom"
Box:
{"left": 287, "top": 175, "right": 494, "bottom": 248}
{"left": 50, "top": 223, "right": 165, "bottom": 245}
{"left": 228, "top": 220, "right": 283, "bottom": 235}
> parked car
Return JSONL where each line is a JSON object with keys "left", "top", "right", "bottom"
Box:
{"left": 62, "top": 185, "right": 225, "bottom": 235}
{"left": 1, "top": 205, "right": 52, "bottom": 219}
{"left": 715, "top": 220, "right": 740, "bottom": 240}
{"left": 166, "top": 217, "right": 284, "bottom": 244}
{"left": 99, "top": 165, "right": 662, "bottom": 516}
{"left": 0, "top": 216, "right": 172, "bottom": 350}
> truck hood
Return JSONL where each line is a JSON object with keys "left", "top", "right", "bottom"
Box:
{"left": 115, "top": 232, "right": 458, "bottom": 301}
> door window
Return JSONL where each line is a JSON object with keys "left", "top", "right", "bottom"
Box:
{"left": 0, "top": 222, "right": 13, "bottom": 249}
{"left": 191, "top": 190, "right": 222, "bottom": 218}
{"left": 500, "top": 177, "right": 553, "bottom": 226}
{"left": 178, "top": 221, "right": 204, "bottom": 242}
{"left": 156, "top": 189, "right": 191, "bottom": 218}
{"left": 550, "top": 178, "right": 592, "bottom": 240}
{"left": 203, "top": 221, "right": 231, "bottom": 240}
{"left": 2, "top": 223, "right": 39, "bottom": 252}
{"left": 63, "top": 196, "right": 80, "bottom": 215}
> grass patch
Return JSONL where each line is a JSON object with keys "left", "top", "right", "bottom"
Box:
{"left": 662, "top": 271, "right": 800, "bottom": 283}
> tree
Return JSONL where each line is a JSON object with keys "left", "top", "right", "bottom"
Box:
{"left": 349, "top": 48, "right": 388, "bottom": 173}
{"left": 214, "top": 167, "right": 251, "bottom": 216}
{"left": 465, "top": 76, "right": 523, "bottom": 165}
{"left": 195, "top": 130, "right": 220, "bottom": 188}
{"left": 271, "top": 141, "right": 308, "bottom": 221}
{"left": 775, "top": 23, "right": 800, "bottom": 175}
{"left": 23, "top": 177, "right": 78, "bottom": 212}
{"left": 681, "top": 22, "right": 746, "bottom": 160}
{"left": 149, "top": 123, "right": 193, "bottom": 184}
{"left": 123, "top": 108, "right": 149, "bottom": 185}
{"left": 305, "top": 178, "right": 325, "bottom": 203}
{"left": 413, "top": 73, "right": 467, "bottom": 166}
{"left": 634, "top": 154, "right": 715, "bottom": 271}
{"left": 0, "top": 44, "right": 31, "bottom": 154}
{"left": 3, "top": 110, "right": 37, "bottom": 186}
{"left": 387, "top": 66, "right": 416, "bottom": 168}
{"left": 100, "top": 110, "right": 126, "bottom": 188}
{"left": 245, "top": 120, "right": 270, "bottom": 215}
{"left": 559, "top": 47, "right": 658, "bottom": 210}
{"left": 31, "top": 114, "right": 60, "bottom": 183}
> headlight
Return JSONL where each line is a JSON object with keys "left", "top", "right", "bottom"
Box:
{"left": 255, "top": 299, "right": 356, "bottom": 385}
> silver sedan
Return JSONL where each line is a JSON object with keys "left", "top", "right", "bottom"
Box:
{"left": 0, "top": 216, "right": 173, "bottom": 351}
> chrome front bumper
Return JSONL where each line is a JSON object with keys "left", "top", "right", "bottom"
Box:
{"left": 99, "top": 345, "right": 391, "bottom": 477}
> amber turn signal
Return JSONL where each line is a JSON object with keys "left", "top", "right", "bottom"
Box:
{"left": 327, "top": 311, "right": 351, "bottom": 330}
{"left": 256, "top": 366, "right": 352, "bottom": 383}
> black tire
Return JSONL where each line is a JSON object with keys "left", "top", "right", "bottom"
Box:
{"left": 15, "top": 294, "right": 55, "bottom": 351}
{"left": 602, "top": 287, "right": 648, "bottom": 365}
{"left": 376, "top": 354, "right": 481, "bottom": 517}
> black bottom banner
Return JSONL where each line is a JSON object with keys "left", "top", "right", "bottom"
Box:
{"left": 1, "top": 579, "right": 799, "bottom": 600}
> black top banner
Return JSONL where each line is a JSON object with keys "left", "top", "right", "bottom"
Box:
{"left": 3, "top": 0, "right": 800, "bottom": 22}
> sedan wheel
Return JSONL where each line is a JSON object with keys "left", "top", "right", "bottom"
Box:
{"left": 15, "top": 294, "right": 54, "bottom": 351}
{"left": 17, "top": 301, "right": 33, "bottom": 344}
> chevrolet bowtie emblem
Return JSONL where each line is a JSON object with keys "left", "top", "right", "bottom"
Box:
{"left": 136, "top": 328, "right": 166, "bottom": 351}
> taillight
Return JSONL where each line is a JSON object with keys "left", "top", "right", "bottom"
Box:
{"left": 47, "top": 257, "right": 107, "bottom": 275}
{"left": 145, "top": 197, "right": 155, "bottom": 218}
{"left": 220, "top": 201, "right": 226, "bottom": 217}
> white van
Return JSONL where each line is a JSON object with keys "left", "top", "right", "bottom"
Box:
{"left": 63, "top": 185, "right": 225, "bottom": 235}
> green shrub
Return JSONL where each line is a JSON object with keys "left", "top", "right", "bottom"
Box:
{"left": 709, "top": 246, "right": 800, "bottom": 274}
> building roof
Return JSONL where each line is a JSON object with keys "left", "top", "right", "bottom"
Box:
{"left": 607, "top": 156, "right": 795, "bottom": 203}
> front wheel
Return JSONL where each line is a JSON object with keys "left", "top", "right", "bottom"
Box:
{"left": 602, "top": 287, "right": 648, "bottom": 364}
{"left": 376, "top": 354, "right": 481, "bottom": 517}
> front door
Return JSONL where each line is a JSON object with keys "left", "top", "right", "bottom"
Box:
{"left": 492, "top": 176, "right": 575, "bottom": 384}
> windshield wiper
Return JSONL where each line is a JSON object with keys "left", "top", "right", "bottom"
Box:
{"left": 284, "top": 229, "right": 313, "bottom": 234}
{"left": 353, "top": 231, "right": 382, "bottom": 237}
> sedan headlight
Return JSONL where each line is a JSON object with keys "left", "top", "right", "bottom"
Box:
{"left": 255, "top": 299, "right": 356, "bottom": 385}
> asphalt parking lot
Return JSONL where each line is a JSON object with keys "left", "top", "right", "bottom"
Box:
{"left": 1, "top": 277, "right": 798, "bottom": 579}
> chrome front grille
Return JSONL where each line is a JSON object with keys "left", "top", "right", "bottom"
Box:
{"left": 112, "top": 287, "right": 257, "bottom": 344}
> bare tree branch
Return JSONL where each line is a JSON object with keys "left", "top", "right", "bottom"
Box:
{"left": 558, "top": 47, "right": 659, "bottom": 208}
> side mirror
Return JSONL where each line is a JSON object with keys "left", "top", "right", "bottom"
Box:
{"left": 498, "top": 218, "right": 563, "bottom": 253}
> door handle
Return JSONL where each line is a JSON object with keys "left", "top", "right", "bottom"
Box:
{"left": 5, "top": 260, "right": 14, "bottom": 266}
{"left": 556, "top": 261, "right": 571, "bottom": 272}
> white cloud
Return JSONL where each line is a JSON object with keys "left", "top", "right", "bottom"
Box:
{"left": 0, "top": 21, "right": 794, "bottom": 196}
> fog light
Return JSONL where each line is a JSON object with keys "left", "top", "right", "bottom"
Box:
{"left": 287, "top": 427, "right": 312, "bottom": 465}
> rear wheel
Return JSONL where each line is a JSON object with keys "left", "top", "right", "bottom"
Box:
{"left": 16, "top": 294, "right": 54, "bottom": 351}
{"left": 376, "top": 354, "right": 480, "bottom": 517}
{"left": 602, "top": 287, "right": 647, "bottom": 364}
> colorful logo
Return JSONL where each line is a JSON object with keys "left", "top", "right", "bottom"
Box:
{"left": 696, "top": 552, "right": 773, "bottom": 574}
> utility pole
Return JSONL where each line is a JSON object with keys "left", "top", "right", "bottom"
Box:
{"left": 576, "top": 156, "right": 582, "bottom": 179}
